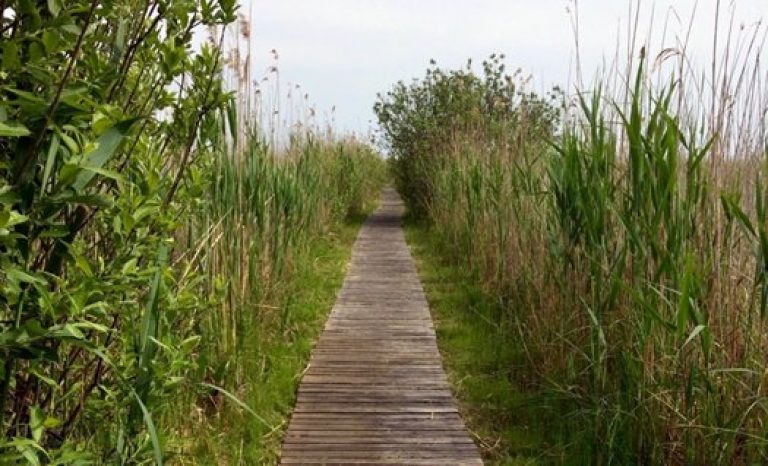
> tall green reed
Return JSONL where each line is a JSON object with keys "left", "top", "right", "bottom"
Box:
{"left": 376, "top": 40, "right": 768, "bottom": 463}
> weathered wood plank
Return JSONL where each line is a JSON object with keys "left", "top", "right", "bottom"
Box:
{"left": 279, "top": 189, "right": 481, "bottom": 464}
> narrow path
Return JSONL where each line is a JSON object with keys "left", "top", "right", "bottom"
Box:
{"left": 280, "top": 189, "right": 482, "bottom": 465}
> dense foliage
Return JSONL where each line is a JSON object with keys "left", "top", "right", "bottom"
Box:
{"left": 374, "top": 55, "right": 559, "bottom": 217}
{"left": 375, "top": 53, "right": 768, "bottom": 464}
{"left": 0, "top": 1, "right": 385, "bottom": 464}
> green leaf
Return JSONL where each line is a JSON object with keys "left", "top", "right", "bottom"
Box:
{"left": 61, "top": 24, "right": 82, "bottom": 36}
{"left": 2, "top": 41, "right": 20, "bottom": 71}
{"left": 121, "top": 258, "right": 138, "bottom": 275}
{"left": 58, "top": 162, "right": 81, "bottom": 187}
{"left": 50, "top": 323, "right": 85, "bottom": 340}
{"left": 41, "top": 134, "right": 60, "bottom": 197}
{"left": 71, "top": 119, "right": 138, "bottom": 191}
{"left": 133, "top": 204, "right": 159, "bottom": 223}
{"left": 22, "top": 447, "right": 41, "bottom": 466}
{"left": 0, "top": 186, "right": 18, "bottom": 205}
{"left": 0, "top": 211, "right": 28, "bottom": 229}
{"left": 682, "top": 324, "right": 707, "bottom": 349}
{"left": 42, "top": 30, "right": 60, "bottom": 53}
{"left": 57, "top": 129, "right": 79, "bottom": 154}
{"left": 47, "top": 0, "right": 61, "bottom": 16}
{"left": 0, "top": 121, "right": 31, "bottom": 137}
{"left": 71, "top": 321, "right": 109, "bottom": 334}
{"left": 139, "top": 243, "right": 168, "bottom": 368}
{"left": 30, "top": 406, "right": 44, "bottom": 443}
{"left": 7, "top": 268, "right": 46, "bottom": 286}
{"left": 22, "top": 320, "right": 47, "bottom": 338}
{"left": 28, "top": 42, "right": 44, "bottom": 62}
{"left": 5, "top": 88, "right": 46, "bottom": 105}
{"left": 179, "top": 335, "right": 201, "bottom": 353}
{"left": 43, "top": 416, "right": 61, "bottom": 429}
{"left": 6, "top": 436, "right": 48, "bottom": 465}
{"left": 131, "top": 389, "right": 164, "bottom": 466}
{"left": 29, "top": 368, "right": 60, "bottom": 389}
{"left": 79, "top": 166, "right": 123, "bottom": 184}
{"left": 721, "top": 193, "right": 755, "bottom": 237}
{"left": 9, "top": 211, "right": 27, "bottom": 228}
{"left": 38, "top": 225, "right": 69, "bottom": 238}
{"left": 113, "top": 19, "right": 127, "bottom": 63}
{"left": 54, "top": 194, "right": 113, "bottom": 208}
{"left": 71, "top": 251, "right": 93, "bottom": 277}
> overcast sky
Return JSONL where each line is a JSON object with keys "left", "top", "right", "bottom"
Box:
{"left": 240, "top": 1, "right": 766, "bottom": 134}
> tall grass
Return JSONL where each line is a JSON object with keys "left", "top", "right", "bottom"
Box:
{"left": 376, "top": 8, "right": 768, "bottom": 464}
{"left": 172, "top": 119, "right": 385, "bottom": 464}
{"left": 189, "top": 128, "right": 385, "bottom": 388}
{"left": 168, "top": 20, "right": 387, "bottom": 465}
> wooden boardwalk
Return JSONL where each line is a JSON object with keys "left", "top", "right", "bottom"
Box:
{"left": 280, "top": 189, "right": 482, "bottom": 465}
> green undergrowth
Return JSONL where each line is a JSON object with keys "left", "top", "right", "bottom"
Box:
{"left": 405, "top": 219, "right": 562, "bottom": 466}
{"left": 184, "top": 213, "right": 370, "bottom": 465}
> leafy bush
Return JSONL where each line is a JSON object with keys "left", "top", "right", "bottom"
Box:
{"left": 374, "top": 54, "right": 559, "bottom": 218}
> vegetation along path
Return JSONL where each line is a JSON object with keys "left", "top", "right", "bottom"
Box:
{"left": 280, "top": 188, "right": 482, "bottom": 465}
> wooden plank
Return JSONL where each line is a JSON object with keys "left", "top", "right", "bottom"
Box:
{"left": 281, "top": 450, "right": 480, "bottom": 459}
{"left": 281, "top": 460, "right": 483, "bottom": 466}
{"left": 279, "top": 188, "right": 481, "bottom": 465}
{"left": 283, "top": 436, "right": 474, "bottom": 445}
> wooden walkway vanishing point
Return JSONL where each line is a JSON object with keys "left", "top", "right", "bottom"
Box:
{"left": 280, "top": 189, "right": 482, "bottom": 465}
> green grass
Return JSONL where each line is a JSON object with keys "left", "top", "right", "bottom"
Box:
{"left": 404, "top": 219, "right": 559, "bottom": 466}
{"left": 181, "top": 214, "right": 370, "bottom": 465}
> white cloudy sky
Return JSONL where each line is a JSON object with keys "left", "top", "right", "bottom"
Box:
{"left": 239, "top": 0, "right": 766, "bottom": 133}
